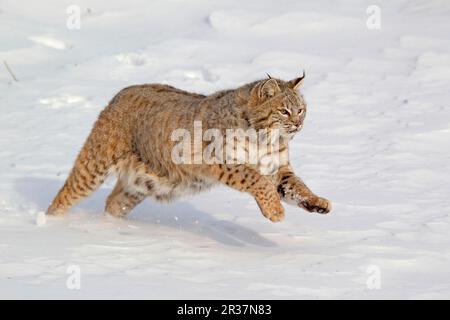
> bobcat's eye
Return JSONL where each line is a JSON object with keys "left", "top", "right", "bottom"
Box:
{"left": 298, "top": 109, "right": 304, "bottom": 116}
{"left": 279, "top": 109, "right": 291, "bottom": 116}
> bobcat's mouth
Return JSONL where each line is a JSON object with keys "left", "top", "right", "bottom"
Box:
{"left": 286, "top": 124, "right": 302, "bottom": 134}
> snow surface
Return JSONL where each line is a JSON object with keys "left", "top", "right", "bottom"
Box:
{"left": 1, "top": 0, "right": 450, "bottom": 299}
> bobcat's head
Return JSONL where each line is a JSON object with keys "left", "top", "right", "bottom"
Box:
{"left": 245, "top": 72, "right": 307, "bottom": 138}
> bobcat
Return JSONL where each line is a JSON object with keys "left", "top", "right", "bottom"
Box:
{"left": 47, "top": 73, "right": 331, "bottom": 222}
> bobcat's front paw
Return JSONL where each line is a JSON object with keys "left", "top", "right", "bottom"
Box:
{"left": 299, "top": 196, "right": 332, "bottom": 214}
{"left": 257, "top": 199, "right": 285, "bottom": 222}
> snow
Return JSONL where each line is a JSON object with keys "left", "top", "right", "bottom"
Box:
{"left": 1, "top": 0, "right": 450, "bottom": 299}
{"left": 35, "top": 211, "right": 47, "bottom": 226}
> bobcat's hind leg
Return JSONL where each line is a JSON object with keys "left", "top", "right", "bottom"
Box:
{"left": 105, "top": 155, "right": 156, "bottom": 218}
{"left": 47, "top": 149, "right": 112, "bottom": 216}
{"left": 105, "top": 179, "right": 147, "bottom": 218}
{"left": 46, "top": 118, "right": 129, "bottom": 216}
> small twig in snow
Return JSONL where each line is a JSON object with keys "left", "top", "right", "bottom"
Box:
{"left": 3, "top": 60, "right": 18, "bottom": 82}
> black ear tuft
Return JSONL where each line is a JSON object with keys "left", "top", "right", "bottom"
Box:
{"left": 288, "top": 70, "right": 306, "bottom": 90}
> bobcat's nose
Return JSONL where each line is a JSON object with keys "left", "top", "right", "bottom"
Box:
{"left": 290, "top": 123, "right": 302, "bottom": 132}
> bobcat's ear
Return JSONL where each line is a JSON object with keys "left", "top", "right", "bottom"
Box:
{"left": 258, "top": 79, "right": 280, "bottom": 99}
{"left": 288, "top": 70, "right": 306, "bottom": 90}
